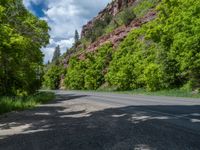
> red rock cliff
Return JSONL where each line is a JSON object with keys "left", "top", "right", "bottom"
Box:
{"left": 81, "top": 0, "right": 136, "bottom": 38}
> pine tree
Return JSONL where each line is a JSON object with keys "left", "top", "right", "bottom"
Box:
{"left": 74, "top": 30, "right": 79, "bottom": 48}
{"left": 52, "top": 45, "right": 61, "bottom": 62}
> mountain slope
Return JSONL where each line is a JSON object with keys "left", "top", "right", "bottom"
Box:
{"left": 43, "top": 0, "right": 200, "bottom": 94}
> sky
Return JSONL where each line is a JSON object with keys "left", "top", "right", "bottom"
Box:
{"left": 23, "top": 0, "right": 111, "bottom": 63}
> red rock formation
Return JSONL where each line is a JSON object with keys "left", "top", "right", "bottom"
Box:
{"left": 83, "top": 10, "right": 157, "bottom": 54}
{"left": 63, "top": 10, "right": 156, "bottom": 63}
{"left": 63, "top": 0, "right": 157, "bottom": 63}
{"left": 81, "top": 0, "right": 136, "bottom": 38}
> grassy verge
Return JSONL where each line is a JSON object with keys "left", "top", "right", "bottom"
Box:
{"left": 119, "top": 89, "right": 200, "bottom": 98}
{"left": 0, "top": 92, "right": 55, "bottom": 115}
{"left": 94, "top": 86, "right": 200, "bottom": 99}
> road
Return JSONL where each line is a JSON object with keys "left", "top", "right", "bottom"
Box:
{"left": 0, "top": 90, "right": 200, "bottom": 150}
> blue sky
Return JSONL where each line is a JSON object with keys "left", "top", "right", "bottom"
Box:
{"left": 23, "top": 0, "right": 111, "bottom": 63}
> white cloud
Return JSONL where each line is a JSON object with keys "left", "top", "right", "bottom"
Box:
{"left": 23, "top": 0, "right": 111, "bottom": 63}
{"left": 42, "top": 47, "right": 54, "bottom": 63}
{"left": 42, "top": 38, "right": 74, "bottom": 62}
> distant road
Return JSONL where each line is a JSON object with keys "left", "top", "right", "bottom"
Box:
{"left": 0, "top": 90, "right": 200, "bottom": 150}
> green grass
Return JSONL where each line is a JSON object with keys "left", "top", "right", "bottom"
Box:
{"left": 96, "top": 88, "right": 200, "bottom": 99}
{"left": 0, "top": 92, "right": 55, "bottom": 115}
{"left": 120, "top": 89, "right": 200, "bottom": 98}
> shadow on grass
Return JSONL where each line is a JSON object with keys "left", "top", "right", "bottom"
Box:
{"left": 0, "top": 92, "right": 55, "bottom": 115}
{"left": 0, "top": 93, "right": 200, "bottom": 150}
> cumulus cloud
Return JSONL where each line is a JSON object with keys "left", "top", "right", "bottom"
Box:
{"left": 23, "top": 0, "right": 111, "bottom": 63}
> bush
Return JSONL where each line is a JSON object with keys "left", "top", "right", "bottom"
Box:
{"left": 143, "top": 63, "right": 163, "bottom": 91}
{"left": 84, "top": 43, "right": 113, "bottom": 89}
{"left": 64, "top": 43, "right": 113, "bottom": 90}
{"left": 43, "top": 65, "right": 62, "bottom": 89}
{"left": 121, "top": 8, "right": 136, "bottom": 26}
{"left": 64, "top": 57, "right": 86, "bottom": 90}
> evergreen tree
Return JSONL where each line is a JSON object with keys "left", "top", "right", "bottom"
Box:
{"left": 74, "top": 30, "right": 79, "bottom": 47}
{"left": 52, "top": 45, "right": 61, "bottom": 62}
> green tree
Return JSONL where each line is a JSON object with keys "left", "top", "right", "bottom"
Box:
{"left": 43, "top": 65, "right": 62, "bottom": 89}
{"left": 52, "top": 45, "right": 61, "bottom": 63}
{"left": 0, "top": 0, "right": 50, "bottom": 96}
{"left": 84, "top": 43, "right": 113, "bottom": 90}
{"left": 64, "top": 56, "right": 86, "bottom": 90}
{"left": 74, "top": 30, "right": 80, "bottom": 48}
{"left": 64, "top": 43, "right": 113, "bottom": 90}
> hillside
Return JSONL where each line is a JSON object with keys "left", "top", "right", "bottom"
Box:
{"left": 43, "top": 0, "right": 200, "bottom": 94}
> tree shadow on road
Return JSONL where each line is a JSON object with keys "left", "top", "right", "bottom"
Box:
{"left": 0, "top": 93, "right": 200, "bottom": 150}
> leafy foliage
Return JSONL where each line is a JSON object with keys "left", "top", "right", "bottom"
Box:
{"left": 45, "top": 0, "right": 200, "bottom": 94}
{"left": 64, "top": 43, "right": 113, "bottom": 90}
{"left": 64, "top": 57, "right": 86, "bottom": 90}
{"left": 106, "top": 0, "right": 200, "bottom": 91}
{"left": 43, "top": 65, "right": 62, "bottom": 89}
{"left": 0, "top": 0, "right": 50, "bottom": 96}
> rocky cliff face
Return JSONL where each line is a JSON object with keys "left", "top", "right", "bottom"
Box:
{"left": 62, "top": 0, "right": 157, "bottom": 66}
{"left": 81, "top": 0, "right": 137, "bottom": 38}
{"left": 78, "top": 10, "right": 156, "bottom": 60}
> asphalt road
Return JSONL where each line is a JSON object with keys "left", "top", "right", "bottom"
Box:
{"left": 0, "top": 90, "right": 200, "bottom": 150}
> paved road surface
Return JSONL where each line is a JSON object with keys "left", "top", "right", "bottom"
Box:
{"left": 0, "top": 90, "right": 200, "bottom": 150}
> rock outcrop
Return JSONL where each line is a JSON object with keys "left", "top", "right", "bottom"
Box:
{"left": 81, "top": 0, "right": 137, "bottom": 38}
{"left": 62, "top": 0, "right": 157, "bottom": 64}
{"left": 78, "top": 10, "right": 156, "bottom": 60}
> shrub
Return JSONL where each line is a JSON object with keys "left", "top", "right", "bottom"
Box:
{"left": 143, "top": 63, "right": 163, "bottom": 91}
{"left": 121, "top": 8, "right": 136, "bottom": 26}
{"left": 43, "top": 65, "right": 62, "bottom": 89}
{"left": 84, "top": 43, "right": 113, "bottom": 89}
{"left": 64, "top": 43, "right": 113, "bottom": 90}
{"left": 64, "top": 57, "right": 86, "bottom": 90}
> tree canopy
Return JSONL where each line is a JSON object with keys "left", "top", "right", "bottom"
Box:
{"left": 0, "top": 0, "right": 50, "bottom": 96}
